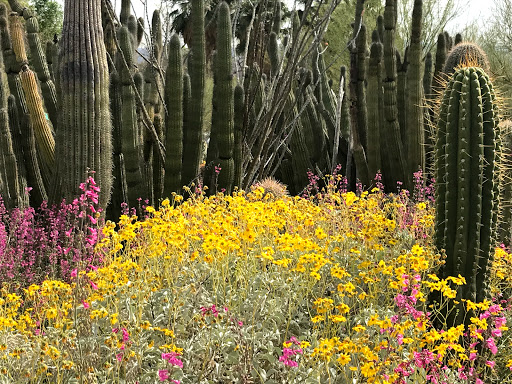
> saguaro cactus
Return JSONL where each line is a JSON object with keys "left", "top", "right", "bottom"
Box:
{"left": 434, "top": 66, "right": 500, "bottom": 305}
{"left": 54, "top": 0, "right": 113, "bottom": 210}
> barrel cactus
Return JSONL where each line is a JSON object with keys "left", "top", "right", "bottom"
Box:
{"left": 443, "top": 42, "right": 489, "bottom": 76}
{"left": 434, "top": 66, "right": 500, "bottom": 308}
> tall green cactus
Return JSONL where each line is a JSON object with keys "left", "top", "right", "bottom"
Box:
{"left": 396, "top": 49, "right": 407, "bottom": 145}
{"left": 150, "top": 10, "right": 164, "bottom": 202}
{"left": 233, "top": 84, "right": 244, "bottom": 188}
{"left": 405, "top": 0, "right": 424, "bottom": 187}
{"left": 54, "top": 0, "right": 113, "bottom": 210}
{"left": 423, "top": 52, "right": 434, "bottom": 172}
{"left": 15, "top": 7, "right": 59, "bottom": 128}
{"left": 367, "top": 30, "right": 383, "bottom": 180}
{"left": 120, "top": 0, "right": 131, "bottom": 25}
{"left": 499, "top": 122, "right": 512, "bottom": 246}
{"left": 118, "top": 25, "right": 144, "bottom": 208}
{"left": 432, "top": 33, "right": 447, "bottom": 93}
{"left": 355, "top": 23, "right": 368, "bottom": 153}
{"left": 434, "top": 66, "right": 500, "bottom": 306}
{"left": 20, "top": 66, "right": 55, "bottom": 190}
{"left": 381, "top": 0, "right": 406, "bottom": 191}
{"left": 8, "top": 94, "right": 46, "bottom": 206}
{"left": 182, "top": 0, "right": 206, "bottom": 187}
{"left": 163, "top": 33, "right": 183, "bottom": 196}
{"left": 205, "top": 2, "right": 234, "bottom": 195}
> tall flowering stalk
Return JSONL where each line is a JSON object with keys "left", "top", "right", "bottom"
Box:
{"left": 0, "top": 176, "right": 103, "bottom": 288}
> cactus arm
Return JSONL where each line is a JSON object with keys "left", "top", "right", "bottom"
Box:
{"left": 233, "top": 84, "right": 244, "bottom": 188}
{"left": 206, "top": 2, "right": 235, "bottom": 194}
{"left": 182, "top": 0, "right": 206, "bottom": 186}
{"left": 381, "top": 0, "right": 406, "bottom": 191}
{"left": 405, "top": 0, "right": 424, "bottom": 186}
{"left": 163, "top": 34, "right": 184, "bottom": 196}
{"left": 367, "top": 35, "right": 383, "bottom": 180}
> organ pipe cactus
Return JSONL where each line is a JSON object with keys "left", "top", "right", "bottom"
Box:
{"left": 434, "top": 66, "right": 500, "bottom": 306}
{"left": 9, "top": 94, "right": 46, "bottom": 206}
{"left": 381, "top": 0, "right": 406, "bottom": 191}
{"left": 149, "top": 10, "right": 164, "bottom": 202}
{"left": 15, "top": 7, "right": 58, "bottom": 127}
{"left": 163, "top": 34, "right": 183, "bottom": 196}
{"left": 118, "top": 25, "right": 144, "bottom": 208}
{"left": 233, "top": 84, "right": 244, "bottom": 189}
{"left": 396, "top": 49, "right": 407, "bottom": 144}
{"left": 205, "top": 2, "right": 235, "bottom": 195}
{"left": 182, "top": 0, "right": 206, "bottom": 187}
{"left": 54, "top": 0, "right": 113, "bottom": 210}
{"left": 432, "top": 33, "right": 447, "bottom": 93}
{"left": 19, "top": 66, "right": 54, "bottom": 190}
{"left": 405, "top": 0, "right": 424, "bottom": 187}
{"left": 423, "top": 52, "right": 434, "bottom": 171}
{"left": 367, "top": 31, "right": 383, "bottom": 180}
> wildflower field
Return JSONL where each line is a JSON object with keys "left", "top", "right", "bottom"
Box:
{"left": 0, "top": 175, "right": 511, "bottom": 384}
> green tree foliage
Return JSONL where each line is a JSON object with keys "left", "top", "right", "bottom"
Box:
{"left": 396, "top": 0, "right": 462, "bottom": 57}
{"left": 476, "top": 0, "right": 512, "bottom": 108}
{"left": 322, "top": 0, "right": 383, "bottom": 89}
{"left": 29, "top": 0, "right": 62, "bottom": 42}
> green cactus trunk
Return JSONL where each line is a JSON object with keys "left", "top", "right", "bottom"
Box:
{"left": 54, "top": 0, "right": 113, "bottom": 210}
{"left": 163, "top": 33, "right": 184, "bottom": 197}
{"left": 367, "top": 31, "right": 383, "bottom": 180}
{"left": 205, "top": 2, "right": 235, "bottom": 195}
{"left": 22, "top": 10, "right": 58, "bottom": 129}
{"left": 432, "top": 33, "right": 446, "bottom": 92}
{"left": 20, "top": 66, "right": 55, "bottom": 191}
{"left": 9, "top": 94, "right": 46, "bottom": 206}
{"left": 405, "top": 0, "right": 424, "bottom": 187}
{"left": 356, "top": 23, "right": 368, "bottom": 154}
{"left": 381, "top": 0, "right": 406, "bottom": 191}
{"left": 434, "top": 67, "right": 500, "bottom": 309}
{"left": 396, "top": 49, "right": 407, "bottom": 153}
{"left": 423, "top": 52, "right": 434, "bottom": 173}
{"left": 233, "top": 84, "right": 244, "bottom": 189}
{"left": 182, "top": 0, "right": 206, "bottom": 187}
{"left": 150, "top": 10, "right": 164, "bottom": 202}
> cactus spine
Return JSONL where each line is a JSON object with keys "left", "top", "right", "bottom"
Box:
{"left": 54, "top": 0, "right": 113, "bottom": 210}
{"left": 434, "top": 66, "right": 500, "bottom": 306}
